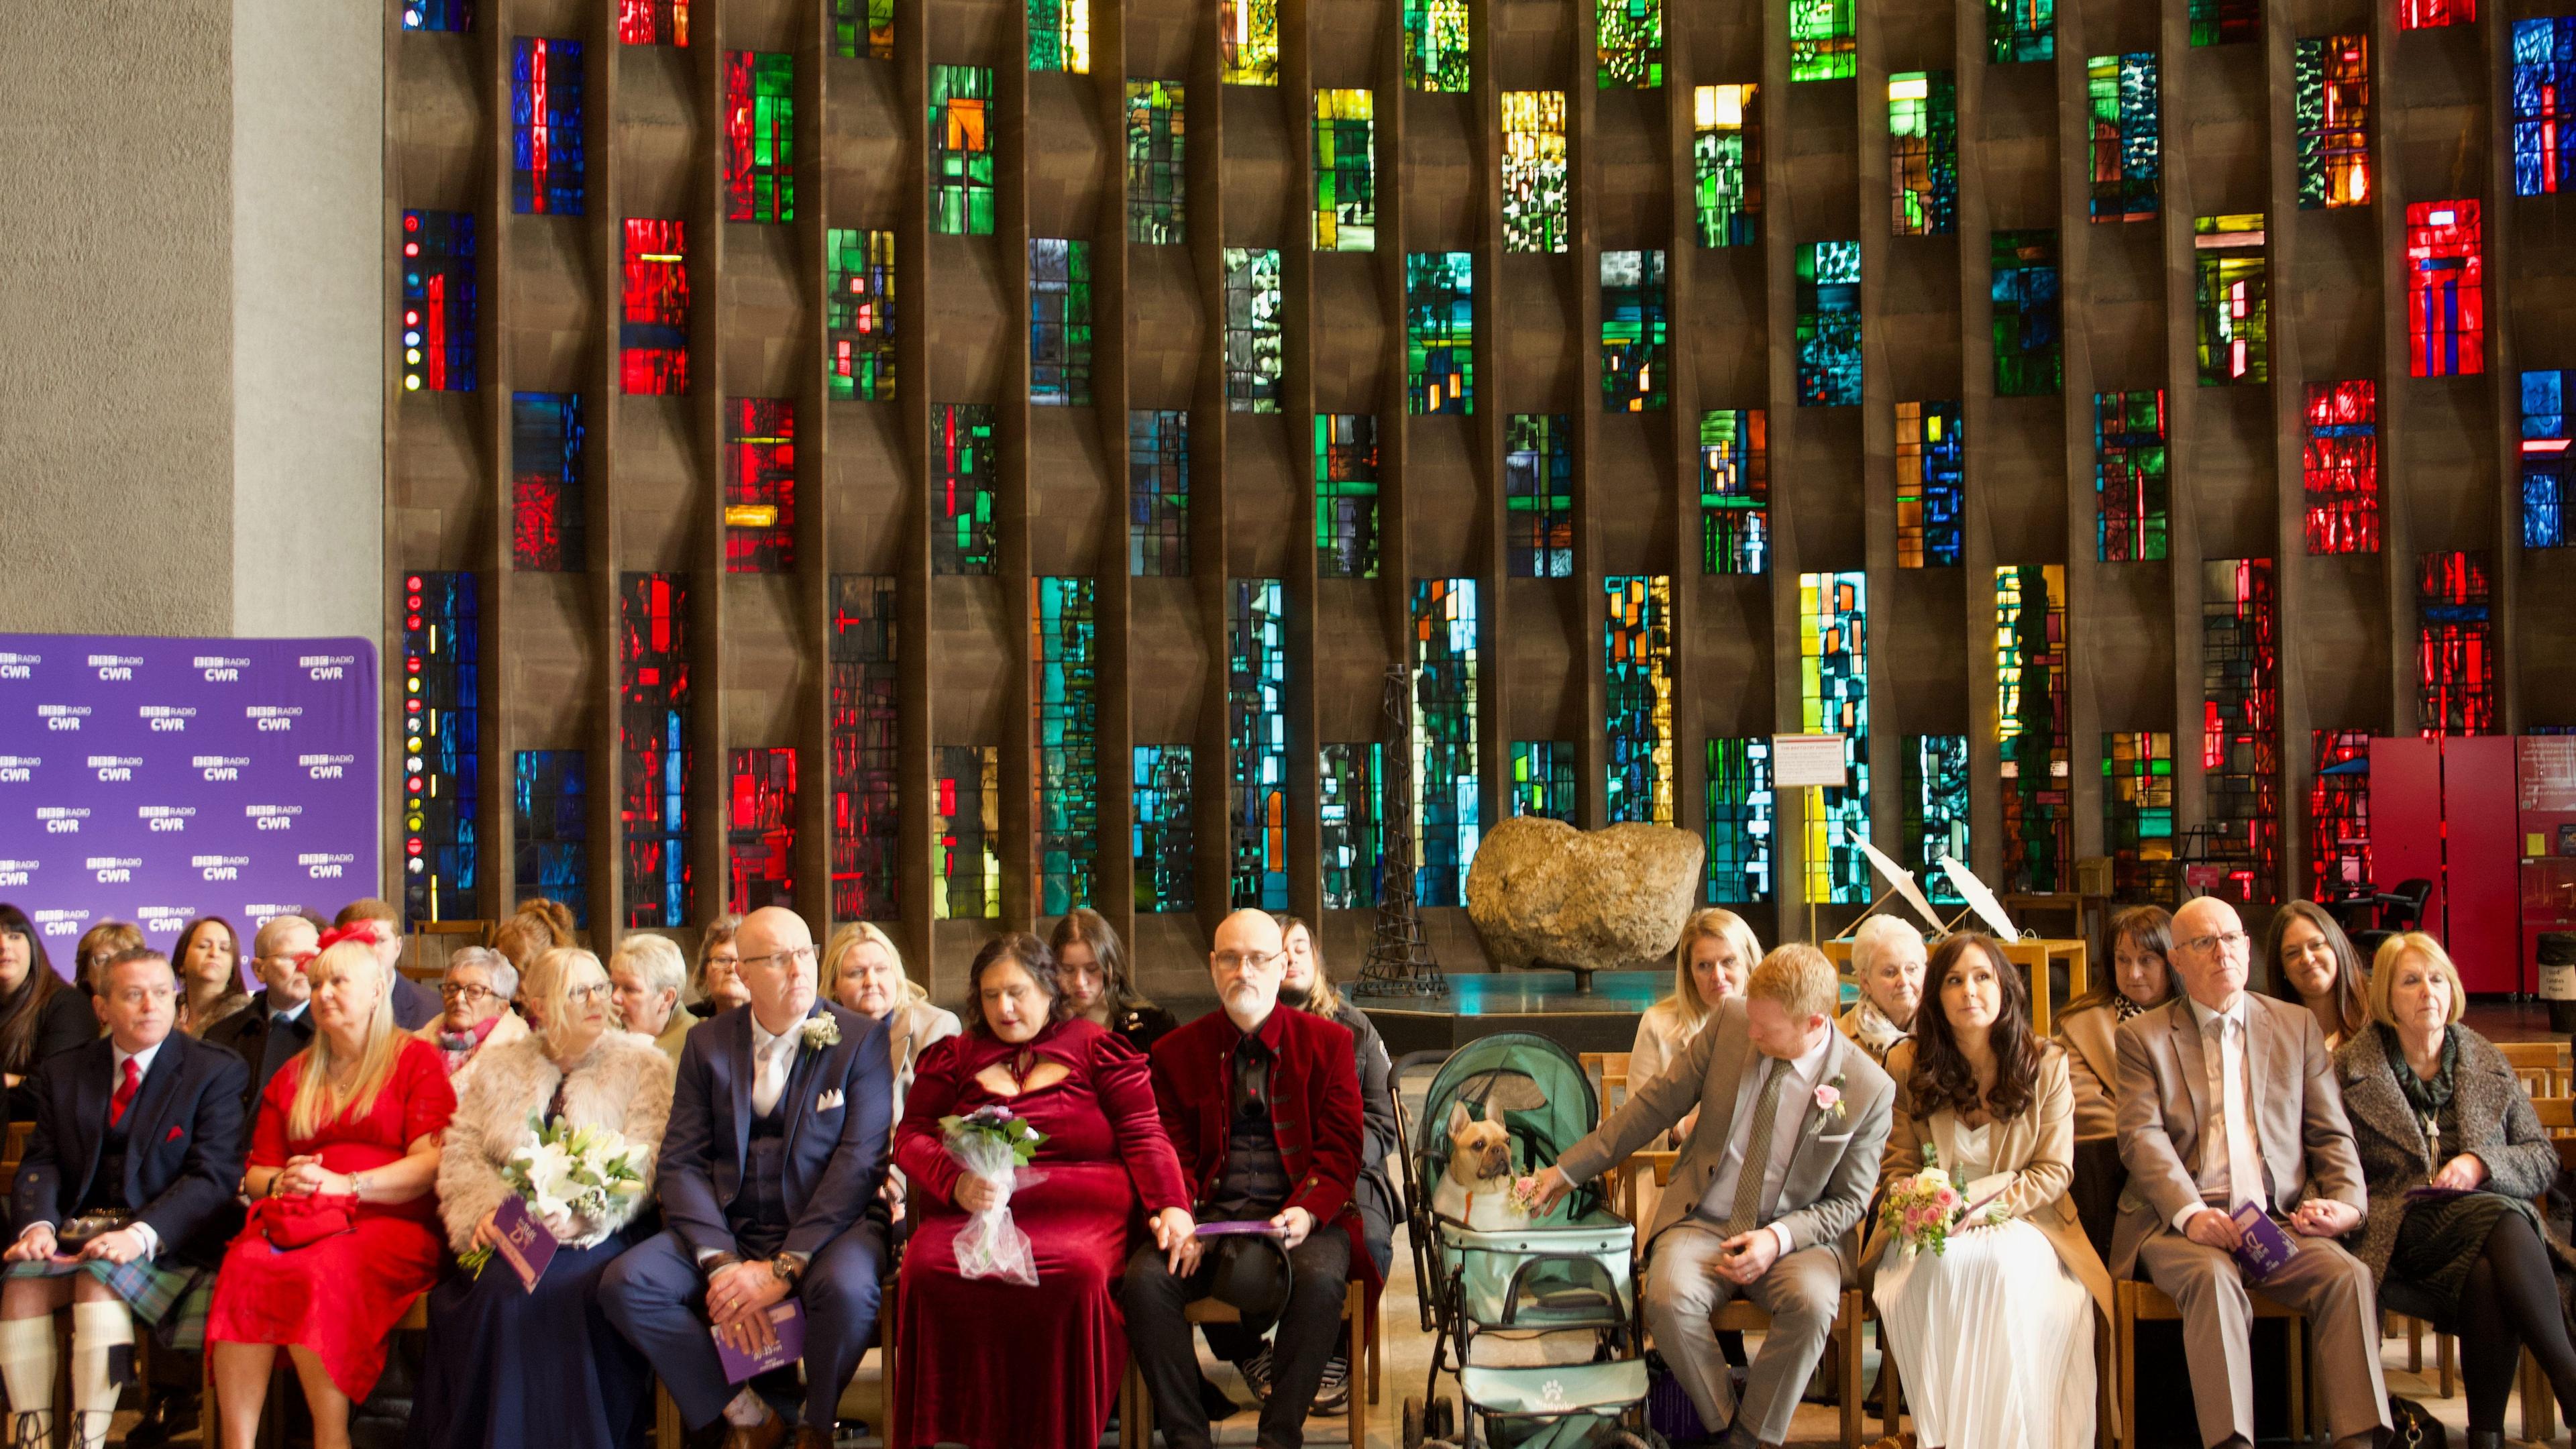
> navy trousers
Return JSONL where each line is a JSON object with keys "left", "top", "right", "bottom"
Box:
{"left": 600, "top": 1226, "right": 885, "bottom": 1431}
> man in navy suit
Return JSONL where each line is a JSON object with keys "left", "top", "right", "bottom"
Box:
{"left": 602, "top": 907, "right": 894, "bottom": 1449}
{"left": 0, "top": 949, "right": 247, "bottom": 1448}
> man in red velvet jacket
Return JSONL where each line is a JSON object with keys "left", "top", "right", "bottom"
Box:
{"left": 1123, "top": 908, "right": 1373, "bottom": 1449}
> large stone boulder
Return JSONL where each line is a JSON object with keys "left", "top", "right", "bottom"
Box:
{"left": 1465, "top": 817, "right": 1707, "bottom": 973}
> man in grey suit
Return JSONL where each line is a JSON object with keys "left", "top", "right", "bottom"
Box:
{"left": 2114, "top": 895, "right": 2387, "bottom": 1449}
{"left": 1530, "top": 945, "right": 1894, "bottom": 1449}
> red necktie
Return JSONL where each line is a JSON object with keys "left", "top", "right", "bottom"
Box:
{"left": 109, "top": 1057, "right": 140, "bottom": 1127}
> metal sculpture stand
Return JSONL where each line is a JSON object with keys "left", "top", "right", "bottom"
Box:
{"left": 1350, "top": 665, "right": 1448, "bottom": 999}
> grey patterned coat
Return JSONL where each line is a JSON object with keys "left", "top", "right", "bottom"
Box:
{"left": 2332, "top": 1023, "right": 2558, "bottom": 1288}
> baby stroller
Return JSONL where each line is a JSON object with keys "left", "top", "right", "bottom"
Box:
{"left": 1396, "top": 1032, "right": 1660, "bottom": 1449}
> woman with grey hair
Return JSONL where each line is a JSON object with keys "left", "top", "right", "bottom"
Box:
{"left": 1835, "top": 912, "right": 1927, "bottom": 1064}
{"left": 413, "top": 945, "right": 527, "bottom": 1091}
{"left": 607, "top": 933, "right": 692, "bottom": 1063}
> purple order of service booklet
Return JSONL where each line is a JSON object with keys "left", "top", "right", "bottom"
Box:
{"left": 490, "top": 1195, "right": 557, "bottom": 1292}
{"left": 2229, "top": 1201, "right": 2297, "bottom": 1283}
{"left": 714, "top": 1301, "right": 807, "bottom": 1383}
{"left": 1193, "top": 1220, "right": 1285, "bottom": 1237}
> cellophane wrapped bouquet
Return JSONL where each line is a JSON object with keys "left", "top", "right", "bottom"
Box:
{"left": 458, "top": 1113, "right": 654, "bottom": 1273}
{"left": 1876, "top": 1141, "right": 1970, "bottom": 1258}
{"left": 943, "top": 1104, "right": 1048, "bottom": 1286}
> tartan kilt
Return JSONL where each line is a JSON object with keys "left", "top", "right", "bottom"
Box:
{"left": 3, "top": 1256, "right": 215, "bottom": 1350}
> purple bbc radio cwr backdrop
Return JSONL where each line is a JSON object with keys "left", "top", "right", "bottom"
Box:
{"left": 0, "top": 634, "right": 379, "bottom": 981}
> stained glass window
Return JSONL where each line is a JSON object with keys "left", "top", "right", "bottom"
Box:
{"left": 1030, "top": 239, "right": 1093, "bottom": 407}
{"left": 621, "top": 219, "right": 688, "bottom": 395}
{"left": 1029, "top": 0, "right": 1088, "bottom": 73}
{"left": 2516, "top": 20, "right": 2576, "bottom": 195}
{"left": 1230, "top": 580, "right": 1289, "bottom": 910}
{"left": 1130, "top": 409, "right": 1190, "bottom": 576}
{"left": 1990, "top": 0, "right": 2053, "bottom": 63}
{"left": 1701, "top": 409, "right": 1770, "bottom": 575}
{"left": 1126, "top": 81, "right": 1185, "bottom": 245}
{"left": 1506, "top": 415, "right": 1574, "bottom": 579}
{"left": 831, "top": 0, "right": 891, "bottom": 58}
{"left": 1796, "top": 241, "right": 1861, "bottom": 407}
{"left": 1414, "top": 580, "right": 1481, "bottom": 908}
{"left": 1134, "top": 745, "right": 1193, "bottom": 912}
{"left": 402, "top": 572, "right": 478, "bottom": 926}
{"left": 1314, "top": 91, "right": 1375, "bottom": 252}
{"left": 2311, "top": 729, "right": 2371, "bottom": 899}
{"left": 619, "top": 572, "right": 690, "bottom": 928}
{"left": 726, "top": 748, "right": 796, "bottom": 914}
{"left": 2194, "top": 215, "right": 2268, "bottom": 384}
{"left": 931, "top": 65, "right": 995, "bottom": 236}
{"left": 2204, "top": 558, "right": 2279, "bottom": 904}
{"left": 1503, "top": 92, "right": 1570, "bottom": 254}
{"left": 1224, "top": 248, "right": 1284, "bottom": 412}
{"left": 1895, "top": 401, "right": 1963, "bottom": 568}
{"left": 1510, "top": 742, "right": 1578, "bottom": 821}
{"left": 2294, "top": 36, "right": 2369, "bottom": 209}
{"left": 1890, "top": 73, "right": 1957, "bottom": 236}
{"left": 827, "top": 227, "right": 895, "bottom": 401}
{"left": 1706, "top": 737, "right": 1774, "bottom": 903}
{"left": 1601, "top": 250, "right": 1668, "bottom": 412}
{"left": 933, "top": 745, "right": 1000, "bottom": 920}
{"left": 1992, "top": 230, "right": 2061, "bottom": 396}
{"left": 934, "top": 404, "right": 998, "bottom": 575}
{"left": 512, "top": 39, "right": 583, "bottom": 216}
{"left": 2403, "top": 0, "right": 2474, "bottom": 23}
{"left": 401, "top": 211, "right": 475, "bottom": 394}
{"left": 2406, "top": 202, "right": 2483, "bottom": 378}
{"left": 1320, "top": 743, "right": 1383, "bottom": 909}
{"left": 1800, "top": 572, "right": 1869, "bottom": 904}
{"left": 2103, "top": 731, "right": 2176, "bottom": 904}
{"left": 513, "top": 750, "right": 585, "bottom": 927}
{"left": 1791, "top": 0, "right": 1856, "bottom": 81}
{"left": 1407, "top": 252, "right": 1474, "bottom": 415}
{"left": 1222, "top": 0, "right": 1279, "bottom": 84}
{"left": 829, "top": 575, "right": 898, "bottom": 921}
{"left": 2525, "top": 371, "right": 2573, "bottom": 548}
{"left": 1600, "top": 0, "right": 1662, "bottom": 87}
{"left": 2418, "top": 551, "right": 2496, "bottom": 736}
{"left": 2190, "top": 0, "right": 2257, "bottom": 46}
{"left": 1034, "top": 578, "right": 1098, "bottom": 915}
{"left": 404, "top": 0, "right": 469, "bottom": 32}
{"left": 724, "top": 52, "right": 793, "bottom": 223}
{"left": 2304, "top": 381, "right": 2379, "bottom": 555}
{"left": 2095, "top": 390, "right": 2169, "bottom": 562}
{"left": 1316, "top": 414, "right": 1381, "bottom": 579}
{"left": 1996, "top": 564, "right": 2069, "bottom": 893}
{"left": 512, "top": 392, "right": 584, "bottom": 572}
{"left": 1904, "top": 735, "right": 1968, "bottom": 903}
{"left": 2088, "top": 54, "right": 2159, "bottom": 222}
{"left": 1693, "top": 85, "right": 1762, "bottom": 248}
{"left": 619, "top": 0, "right": 686, "bottom": 45}
{"left": 1607, "top": 577, "right": 1675, "bottom": 826}
{"left": 723, "top": 397, "right": 794, "bottom": 573}
{"left": 1404, "top": 0, "right": 1470, "bottom": 93}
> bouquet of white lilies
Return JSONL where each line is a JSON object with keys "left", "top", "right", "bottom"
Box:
{"left": 458, "top": 1114, "right": 655, "bottom": 1275}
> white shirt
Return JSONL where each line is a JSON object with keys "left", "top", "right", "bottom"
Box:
{"left": 1697, "top": 1027, "right": 1839, "bottom": 1257}
{"left": 749, "top": 1012, "right": 803, "bottom": 1118}
{"left": 2177, "top": 995, "right": 2269, "bottom": 1231}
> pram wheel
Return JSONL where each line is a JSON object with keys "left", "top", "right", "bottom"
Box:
{"left": 1428, "top": 1393, "right": 1456, "bottom": 1442}
{"left": 1403, "top": 1392, "right": 1462, "bottom": 1448}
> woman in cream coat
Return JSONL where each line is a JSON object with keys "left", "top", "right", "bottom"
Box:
{"left": 828, "top": 920, "right": 961, "bottom": 1228}
{"left": 411, "top": 947, "right": 676, "bottom": 1449}
{"left": 1865, "top": 933, "right": 2110, "bottom": 1449}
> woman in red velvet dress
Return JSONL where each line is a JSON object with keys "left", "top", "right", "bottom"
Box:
{"left": 892, "top": 933, "right": 1193, "bottom": 1449}
{"left": 205, "top": 934, "right": 457, "bottom": 1449}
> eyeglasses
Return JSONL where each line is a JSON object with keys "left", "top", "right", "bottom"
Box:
{"left": 564, "top": 983, "right": 611, "bottom": 1004}
{"left": 2178, "top": 930, "right": 2252, "bottom": 957}
{"left": 739, "top": 945, "right": 818, "bottom": 973}
{"left": 1213, "top": 950, "right": 1281, "bottom": 973}
{"left": 438, "top": 982, "right": 499, "bottom": 1002}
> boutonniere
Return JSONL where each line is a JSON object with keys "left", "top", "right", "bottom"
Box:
{"left": 1813, "top": 1075, "right": 1847, "bottom": 1126}
{"left": 799, "top": 1015, "right": 841, "bottom": 1051}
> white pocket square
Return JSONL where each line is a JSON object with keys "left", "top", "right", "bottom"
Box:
{"left": 816, "top": 1089, "right": 846, "bottom": 1113}
{"left": 1816, "top": 1132, "right": 1856, "bottom": 1145}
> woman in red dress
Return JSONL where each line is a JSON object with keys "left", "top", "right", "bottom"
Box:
{"left": 205, "top": 932, "right": 456, "bottom": 1449}
{"left": 892, "top": 933, "right": 1193, "bottom": 1449}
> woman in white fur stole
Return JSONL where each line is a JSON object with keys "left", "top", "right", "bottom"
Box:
{"left": 409, "top": 945, "right": 676, "bottom": 1449}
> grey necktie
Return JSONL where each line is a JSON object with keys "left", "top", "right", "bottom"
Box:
{"left": 1725, "top": 1061, "right": 1790, "bottom": 1235}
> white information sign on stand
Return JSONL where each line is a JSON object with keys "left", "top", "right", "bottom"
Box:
{"left": 1772, "top": 734, "right": 1849, "bottom": 789}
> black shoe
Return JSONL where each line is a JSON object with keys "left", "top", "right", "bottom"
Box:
{"left": 123, "top": 1392, "right": 197, "bottom": 1449}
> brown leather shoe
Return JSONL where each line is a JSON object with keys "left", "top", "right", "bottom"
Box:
{"left": 722, "top": 1410, "right": 790, "bottom": 1449}
{"left": 793, "top": 1427, "right": 836, "bottom": 1449}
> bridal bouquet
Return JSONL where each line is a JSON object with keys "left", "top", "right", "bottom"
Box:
{"left": 1876, "top": 1142, "right": 1970, "bottom": 1257}
{"left": 941, "top": 1104, "right": 1048, "bottom": 1286}
{"left": 458, "top": 1113, "right": 655, "bottom": 1275}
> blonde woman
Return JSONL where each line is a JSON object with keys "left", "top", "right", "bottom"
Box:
{"left": 205, "top": 929, "right": 456, "bottom": 1449}
{"left": 827, "top": 921, "right": 960, "bottom": 1123}
{"left": 1837, "top": 913, "right": 1927, "bottom": 1064}
{"left": 413, "top": 948, "right": 675, "bottom": 1449}
{"left": 1278, "top": 915, "right": 1397, "bottom": 1413}
{"left": 1628, "top": 908, "right": 1760, "bottom": 1092}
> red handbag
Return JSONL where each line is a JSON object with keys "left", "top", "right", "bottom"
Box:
{"left": 256, "top": 1193, "right": 358, "bottom": 1250}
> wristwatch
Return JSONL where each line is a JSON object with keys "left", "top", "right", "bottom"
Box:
{"left": 768, "top": 1251, "right": 807, "bottom": 1291}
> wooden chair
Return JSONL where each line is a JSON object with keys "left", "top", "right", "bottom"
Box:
{"left": 1116, "top": 1281, "right": 1371, "bottom": 1448}
{"left": 2498, "top": 1041, "right": 2571, "bottom": 1098}
{"left": 2, "top": 1122, "right": 31, "bottom": 1183}
{"left": 1579, "top": 1051, "right": 1632, "bottom": 1116}
{"left": 2534, "top": 1094, "right": 2576, "bottom": 1140}
{"left": 652, "top": 1306, "right": 900, "bottom": 1449}
{"left": 202, "top": 1298, "right": 437, "bottom": 1448}
{"left": 2114, "top": 1279, "right": 2306, "bottom": 1449}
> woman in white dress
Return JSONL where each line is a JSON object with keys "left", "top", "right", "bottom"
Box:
{"left": 1864, "top": 932, "right": 2111, "bottom": 1449}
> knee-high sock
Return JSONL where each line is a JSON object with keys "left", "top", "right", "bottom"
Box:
{"left": 68, "top": 1301, "right": 131, "bottom": 1425}
{"left": 0, "top": 1315, "right": 56, "bottom": 1417}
